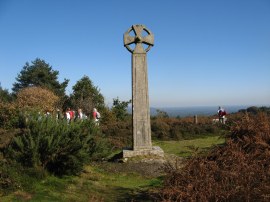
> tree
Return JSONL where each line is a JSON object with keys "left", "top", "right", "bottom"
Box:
{"left": 12, "top": 58, "right": 69, "bottom": 98}
{"left": 111, "top": 97, "right": 131, "bottom": 121}
{"left": 0, "top": 83, "right": 12, "bottom": 103}
{"left": 16, "top": 86, "right": 59, "bottom": 112}
{"left": 156, "top": 109, "right": 169, "bottom": 118}
{"left": 70, "top": 76, "right": 105, "bottom": 115}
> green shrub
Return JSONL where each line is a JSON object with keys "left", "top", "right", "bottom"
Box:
{"left": 5, "top": 117, "right": 110, "bottom": 176}
{"left": 0, "top": 102, "right": 20, "bottom": 129}
{"left": 0, "top": 160, "right": 49, "bottom": 195}
{"left": 0, "top": 161, "right": 19, "bottom": 194}
{"left": 151, "top": 119, "right": 170, "bottom": 140}
{"left": 101, "top": 120, "right": 132, "bottom": 149}
{"left": 169, "top": 125, "right": 183, "bottom": 140}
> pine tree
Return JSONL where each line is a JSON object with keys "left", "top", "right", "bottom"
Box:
{"left": 12, "top": 58, "right": 69, "bottom": 98}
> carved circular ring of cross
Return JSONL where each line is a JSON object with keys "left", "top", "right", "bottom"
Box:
{"left": 124, "top": 25, "right": 154, "bottom": 53}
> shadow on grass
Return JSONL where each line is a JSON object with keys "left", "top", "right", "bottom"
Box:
{"left": 107, "top": 186, "right": 156, "bottom": 202}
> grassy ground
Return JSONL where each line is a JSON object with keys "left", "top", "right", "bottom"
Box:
{"left": 1, "top": 135, "right": 225, "bottom": 202}
{"left": 1, "top": 164, "right": 161, "bottom": 202}
{"left": 154, "top": 135, "right": 225, "bottom": 157}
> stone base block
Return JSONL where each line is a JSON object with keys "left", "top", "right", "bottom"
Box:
{"left": 123, "top": 146, "right": 164, "bottom": 158}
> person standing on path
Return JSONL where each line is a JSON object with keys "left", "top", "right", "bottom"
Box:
{"left": 218, "top": 106, "right": 227, "bottom": 124}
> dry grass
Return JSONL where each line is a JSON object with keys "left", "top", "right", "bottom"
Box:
{"left": 158, "top": 113, "right": 270, "bottom": 201}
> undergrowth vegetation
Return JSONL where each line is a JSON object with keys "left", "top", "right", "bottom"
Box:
{"left": 1, "top": 102, "right": 269, "bottom": 201}
{"left": 159, "top": 113, "right": 270, "bottom": 201}
{"left": 5, "top": 117, "right": 109, "bottom": 176}
{"left": 151, "top": 117, "right": 227, "bottom": 140}
{"left": 101, "top": 116, "right": 228, "bottom": 150}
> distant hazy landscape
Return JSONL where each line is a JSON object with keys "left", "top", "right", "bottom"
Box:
{"left": 150, "top": 105, "right": 252, "bottom": 117}
{"left": 126, "top": 105, "right": 254, "bottom": 117}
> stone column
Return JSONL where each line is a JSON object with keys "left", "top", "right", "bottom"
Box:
{"left": 123, "top": 25, "right": 164, "bottom": 158}
{"left": 132, "top": 46, "right": 152, "bottom": 150}
{"left": 194, "top": 115, "right": 198, "bottom": 124}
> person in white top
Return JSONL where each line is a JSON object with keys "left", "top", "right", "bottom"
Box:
{"left": 77, "top": 108, "right": 83, "bottom": 120}
{"left": 66, "top": 108, "right": 71, "bottom": 123}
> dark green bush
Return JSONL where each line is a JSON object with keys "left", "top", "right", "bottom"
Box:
{"left": 169, "top": 125, "right": 183, "bottom": 140}
{"left": 151, "top": 119, "right": 170, "bottom": 140}
{"left": 0, "top": 160, "right": 48, "bottom": 195}
{"left": 101, "top": 120, "right": 132, "bottom": 149}
{"left": 0, "top": 161, "right": 19, "bottom": 194}
{"left": 5, "top": 117, "right": 111, "bottom": 176}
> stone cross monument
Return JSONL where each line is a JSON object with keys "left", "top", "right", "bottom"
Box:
{"left": 123, "top": 24, "right": 164, "bottom": 158}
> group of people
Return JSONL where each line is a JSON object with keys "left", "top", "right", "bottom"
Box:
{"left": 65, "top": 108, "right": 81, "bottom": 122}
{"left": 64, "top": 107, "right": 101, "bottom": 125}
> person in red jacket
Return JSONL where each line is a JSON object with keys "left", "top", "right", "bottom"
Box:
{"left": 218, "top": 106, "right": 227, "bottom": 124}
{"left": 93, "top": 108, "right": 100, "bottom": 125}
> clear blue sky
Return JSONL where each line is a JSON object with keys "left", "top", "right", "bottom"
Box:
{"left": 0, "top": 0, "right": 269, "bottom": 107}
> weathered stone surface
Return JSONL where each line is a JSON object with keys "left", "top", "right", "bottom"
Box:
{"left": 123, "top": 146, "right": 164, "bottom": 158}
{"left": 124, "top": 24, "right": 154, "bottom": 53}
{"left": 123, "top": 25, "right": 164, "bottom": 157}
{"left": 132, "top": 53, "right": 152, "bottom": 150}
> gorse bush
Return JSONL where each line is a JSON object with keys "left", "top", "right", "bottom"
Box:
{"left": 5, "top": 116, "right": 110, "bottom": 176}
{"left": 159, "top": 113, "right": 270, "bottom": 201}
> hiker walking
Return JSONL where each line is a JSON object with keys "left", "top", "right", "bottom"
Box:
{"left": 93, "top": 108, "right": 101, "bottom": 125}
{"left": 65, "top": 108, "right": 71, "bottom": 123}
{"left": 77, "top": 108, "right": 87, "bottom": 120}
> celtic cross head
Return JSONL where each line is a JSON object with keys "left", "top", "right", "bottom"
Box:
{"left": 124, "top": 25, "right": 154, "bottom": 53}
